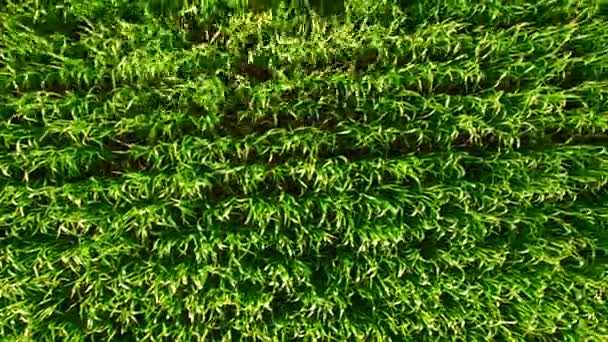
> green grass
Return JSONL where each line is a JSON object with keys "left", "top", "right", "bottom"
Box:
{"left": 1, "top": 0, "right": 608, "bottom": 340}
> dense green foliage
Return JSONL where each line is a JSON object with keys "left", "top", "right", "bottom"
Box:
{"left": 1, "top": 0, "right": 608, "bottom": 340}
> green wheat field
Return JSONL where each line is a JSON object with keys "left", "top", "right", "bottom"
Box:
{"left": 1, "top": 0, "right": 608, "bottom": 340}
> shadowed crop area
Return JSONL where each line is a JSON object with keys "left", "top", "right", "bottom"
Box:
{"left": 1, "top": 0, "right": 608, "bottom": 340}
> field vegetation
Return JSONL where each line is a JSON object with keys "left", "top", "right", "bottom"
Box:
{"left": 1, "top": 0, "right": 608, "bottom": 340}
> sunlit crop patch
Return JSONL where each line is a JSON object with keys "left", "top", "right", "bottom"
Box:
{"left": 1, "top": 0, "right": 607, "bottom": 340}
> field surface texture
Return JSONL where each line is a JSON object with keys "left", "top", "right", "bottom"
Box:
{"left": 1, "top": 0, "right": 608, "bottom": 340}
